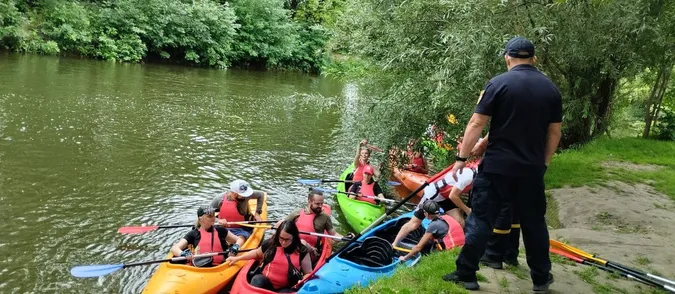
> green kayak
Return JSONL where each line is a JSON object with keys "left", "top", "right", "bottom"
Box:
{"left": 336, "top": 164, "right": 386, "bottom": 232}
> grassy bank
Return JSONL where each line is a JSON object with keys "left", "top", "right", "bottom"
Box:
{"left": 347, "top": 137, "right": 675, "bottom": 293}
{"left": 545, "top": 137, "right": 675, "bottom": 199}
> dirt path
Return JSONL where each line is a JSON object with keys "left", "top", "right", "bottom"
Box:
{"left": 473, "top": 179, "right": 675, "bottom": 293}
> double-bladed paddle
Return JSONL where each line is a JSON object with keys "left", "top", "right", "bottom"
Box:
{"left": 313, "top": 187, "right": 416, "bottom": 206}
{"left": 297, "top": 179, "right": 401, "bottom": 186}
{"left": 71, "top": 249, "right": 257, "bottom": 278}
{"left": 117, "top": 220, "right": 277, "bottom": 234}
{"left": 550, "top": 240, "right": 675, "bottom": 291}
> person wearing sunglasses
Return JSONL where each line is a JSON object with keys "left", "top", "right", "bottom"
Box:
{"left": 226, "top": 220, "right": 313, "bottom": 292}
{"left": 170, "top": 206, "right": 245, "bottom": 267}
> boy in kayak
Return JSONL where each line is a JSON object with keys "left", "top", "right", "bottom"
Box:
{"left": 398, "top": 201, "right": 464, "bottom": 261}
{"left": 392, "top": 164, "right": 475, "bottom": 249}
{"left": 210, "top": 179, "right": 265, "bottom": 240}
{"left": 348, "top": 165, "right": 386, "bottom": 204}
{"left": 276, "top": 190, "right": 352, "bottom": 263}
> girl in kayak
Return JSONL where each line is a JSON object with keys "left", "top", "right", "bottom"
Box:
{"left": 403, "top": 139, "right": 428, "bottom": 174}
{"left": 348, "top": 139, "right": 375, "bottom": 191}
{"left": 398, "top": 201, "right": 464, "bottom": 262}
{"left": 348, "top": 165, "right": 385, "bottom": 204}
{"left": 226, "top": 220, "right": 313, "bottom": 292}
{"left": 170, "top": 206, "right": 245, "bottom": 267}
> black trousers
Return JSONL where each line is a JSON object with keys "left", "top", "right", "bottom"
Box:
{"left": 485, "top": 201, "right": 520, "bottom": 263}
{"left": 454, "top": 169, "right": 551, "bottom": 285}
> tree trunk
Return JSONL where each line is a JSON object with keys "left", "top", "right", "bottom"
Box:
{"left": 591, "top": 76, "right": 616, "bottom": 138}
{"left": 649, "top": 66, "right": 672, "bottom": 131}
{"left": 643, "top": 64, "right": 670, "bottom": 138}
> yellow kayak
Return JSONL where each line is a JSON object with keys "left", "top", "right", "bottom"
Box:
{"left": 142, "top": 193, "right": 269, "bottom": 294}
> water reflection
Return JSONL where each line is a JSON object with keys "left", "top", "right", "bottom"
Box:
{"left": 0, "top": 54, "right": 355, "bottom": 293}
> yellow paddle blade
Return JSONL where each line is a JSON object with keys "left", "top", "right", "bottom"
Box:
{"left": 549, "top": 239, "right": 607, "bottom": 265}
{"left": 393, "top": 246, "right": 412, "bottom": 253}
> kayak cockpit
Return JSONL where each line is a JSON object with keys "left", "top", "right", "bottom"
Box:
{"left": 339, "top": 217, "right": 425, "bottom": 267}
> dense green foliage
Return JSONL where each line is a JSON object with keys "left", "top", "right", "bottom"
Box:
{"left": 0, "top": 0, "right": 343, "bottom": 71}
{"left": 333, "top": 0, "right": 675, "bottom": 153}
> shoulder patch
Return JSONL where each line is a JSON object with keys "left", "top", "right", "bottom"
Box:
{"left": 477, "top": 90, "right": 485, "bottom": 104}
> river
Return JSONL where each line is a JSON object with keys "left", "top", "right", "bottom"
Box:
{"left": 0, "top": 53, "right": 360, "bottom": 293}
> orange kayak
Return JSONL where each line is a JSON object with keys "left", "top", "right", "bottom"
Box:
{"left": 230, "top": 205, "right": 333, "bottom": 294}
{"left": 391, "top": 167, "right": 429, "bottom": 198}
{"left": 141, "top": 193, "right": 269, "bottom": 294}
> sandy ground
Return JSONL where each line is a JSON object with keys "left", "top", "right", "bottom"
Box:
{"left": 473, "top": 168, "right": 675, "bottom": 293}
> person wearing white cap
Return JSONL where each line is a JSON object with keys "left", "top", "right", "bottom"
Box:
{"left": 210, "top": 179, "right": 265, "bottom": 240}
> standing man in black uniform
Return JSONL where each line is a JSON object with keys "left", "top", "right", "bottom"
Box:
{"left": 442, "top": 36, "right": 563, "bottom": 293}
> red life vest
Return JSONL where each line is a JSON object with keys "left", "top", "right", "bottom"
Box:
{"left": 219, "top": 194, "right": 245, "bottom": 228}
{"left": 295, "top": 209, "right": 320, "bottom": 247}
{"left": 352, "top": 163, "right": 371, "bottom": 182}
{"left": 263, "top": 247, "right": 301, "bottom": 290}
{"left": 410, "top": 156, "right": 426, "bottom": 174}
{"left": 356, "top": 180, "right": 377, "bottom": 204}
{"left": 434, "top": 215, "right": 465, "bottom": 250}
{"left": 196, "top": 227, "right": 224, "bottom": 265}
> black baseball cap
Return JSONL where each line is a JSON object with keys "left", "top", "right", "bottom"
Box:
{"left": 422, "top": 201, "right": 440, "bottom": 214}
{"left": 197, "top": 206, "right": 215, "bottom": 217}
{"left": 504, "top": 36, "right": 535, "bottom": 58}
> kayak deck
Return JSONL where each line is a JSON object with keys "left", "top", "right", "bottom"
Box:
{"left": 336, "top": 164, "right": 386, "bottom": 232}
{"left": 141, "top": 194, "right": 268, "bottom": 294}
{"left": 230, "top": 205, "right": 333, "bottom": 294}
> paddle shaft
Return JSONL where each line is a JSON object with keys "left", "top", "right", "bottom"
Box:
{"left": 551, "top": 241, "right": 672, "bottom": 289}
{"left": 124, "top": 249, "right": 255, "bottom": 268}
{"left": 336, "top": 190, "right": 414, "bottom": 206}
{"left": 325, "top": 164, "right": 455, "bottom": 262}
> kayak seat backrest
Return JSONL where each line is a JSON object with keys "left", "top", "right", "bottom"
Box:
{"left": 373, "top": 218, "right": 413, "bottom": 244}
{"left": 340, "top": 236, "right": 395, "bottom": 267}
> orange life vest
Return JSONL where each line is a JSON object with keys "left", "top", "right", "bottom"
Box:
{"left": 356, "top": 180, "right": 377, "bottom": 204}
{"left": 295, "top": 209, "right": 320, "bottom": 247}
{"left": 352, "top": 163, "right": 371, "bottom": 182}
{"left": 434, "top": 215, "right": 465, "bottom": 250}
{"left": 195, "top": 227, "right": 224, "bottom": 265}
{"left": 219, "top": 194, "right": 245, "bottom": 227}
{"left": 263, "top": 247, "right": 301, "bottom": 290}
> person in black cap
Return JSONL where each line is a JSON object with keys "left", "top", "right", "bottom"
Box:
{"left": 170, "top": 206, "right": 245, "bottom": 267}
{"left": 442, "top": 36, "right": 562, "bottom": 293}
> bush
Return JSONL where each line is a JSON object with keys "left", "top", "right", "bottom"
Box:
{"left": 654, "top": 106, "right": 675, "bottom": 140}
{"left": 0, "top": 1, "right": 26, "bottom": 49}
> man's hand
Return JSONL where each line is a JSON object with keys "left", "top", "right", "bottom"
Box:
{"left": 398, "top": 256, "right": 407, "bottom": 262}
{"left": 218, "top": 219, "right": 229, "bottom": 227}
{"left": 253, "top": 213, "right": 263, "bottom": 222}
{"left": 470, "top": 141, "right": 487, "bottom": 157}
{"left": 344, "top": 232, "right": 356, "bottom": 240}
{"left": 301, "top": 239, "right": 317, "bottom": 255}
{"left": 450, "top": 161, "right": 467, "bottom": 182}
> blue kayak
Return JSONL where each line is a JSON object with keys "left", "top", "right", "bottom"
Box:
{"left": 297, "top": 211, "right": 434, "bottom": 294}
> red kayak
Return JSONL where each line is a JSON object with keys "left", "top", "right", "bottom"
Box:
{"left": 392, "top": 166, "right": 474, "bottom": 201}
{"left": 230, "top": 205, "right": 333, "bottom": 294}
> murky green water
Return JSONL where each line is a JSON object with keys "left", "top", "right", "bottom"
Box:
{"left": 0, "top": 53, "right": 358, "bottom": 293}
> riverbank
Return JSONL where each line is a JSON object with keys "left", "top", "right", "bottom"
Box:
{"left": 347, "top": 137, "right": 675, "bottom": 293}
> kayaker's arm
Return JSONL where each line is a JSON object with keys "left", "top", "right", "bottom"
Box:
{"left": 300, "top": 252, "right": 313, "bottom": 275}
{"left": 392, "top": 217, "right": 422, "bottom": 247}
{"left": 170, "top": 239, "right": 189, "bottom": 257}
{"left": 225, "top": 247, "right": 263, "bottom": 265}
{"left": 354, "top": 139, "right": 365, "bottom": 167}
{"left": 400, "top": 232, "right": 433, "bottom": 261}
{"left": 248, "top": 191, "right": 265, "bottom": 220}
{"left": 210, "top": 195, "right": 222, "bottom": 211}
{"left": 327, "top": 228, "right": 343, "bottom": 238}
{"left": 448, "top": 187, "right": 471, "bottom": 215}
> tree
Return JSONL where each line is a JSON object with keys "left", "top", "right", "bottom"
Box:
{"left": 335, "top": 0, "right": 674, "bottom": 150}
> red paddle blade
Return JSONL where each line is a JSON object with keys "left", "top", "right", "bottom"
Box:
{"left": 117, "top": 226, "right": 160, "bottom": 234}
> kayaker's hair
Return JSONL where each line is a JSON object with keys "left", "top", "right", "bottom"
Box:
{"left": 263, "top": 220, "right": 306, "bottom": 264}
{"left": 308, "top": 190, "right": 324, "bottom": 201}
